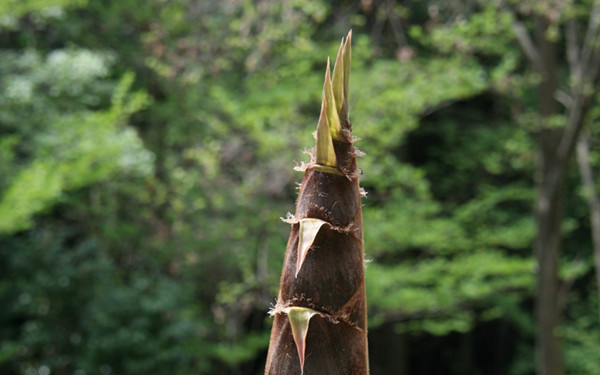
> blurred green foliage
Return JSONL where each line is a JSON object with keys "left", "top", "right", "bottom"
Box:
{"left": 0, "top": 0, "right": 599, "bottom": 374}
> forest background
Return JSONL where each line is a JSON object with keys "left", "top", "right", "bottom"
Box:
{"left": 1, "top": 0, "right": 600, "bottom": 374}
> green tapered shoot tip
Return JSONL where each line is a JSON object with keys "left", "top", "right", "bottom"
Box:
{"left": 315, "top": 95, "right": 337, "bottom": 168}
{"left": 332, "top": 38, "right": 345, "bottom": 116}
{"left": 323, "top": 58, "right": 344, "bottom": 141}
{"left": 342, "top": 30, "right": 352, "bottom": 115}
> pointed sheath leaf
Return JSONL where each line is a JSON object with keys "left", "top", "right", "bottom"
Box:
{"left": 342, "top": 30, "right": 352, "bottom": 116}
{"left": 315, "top": 95, "right": 337, "bottom": 168}
{"left": 323, "top": 58, "right": 343, "bottom": 141}
{"left": 332, "top": 38, "right": 345, "bottom": 116}
{"left": 296, "top": 218, "right": 328, "bottom": 277}
{"left": 285, "top": 307, "right": 318, "bottom": 374}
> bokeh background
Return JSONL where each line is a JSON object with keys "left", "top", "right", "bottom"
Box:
{"left": 1, "top": 0, "right": 600, "bottom": 374}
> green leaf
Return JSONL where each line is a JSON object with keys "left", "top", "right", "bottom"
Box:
{"left": 332, "top": 38, "right": 345, "bottom": 116}
{"left": 322, "top": 58, "right": 343, "bottom": 140}
{"left": 315, "top": 95, "right": 337, "bottom": 168}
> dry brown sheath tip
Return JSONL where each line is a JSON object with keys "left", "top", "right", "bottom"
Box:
{"left": 265, "top": 30, "right": 369, "bottom": 375}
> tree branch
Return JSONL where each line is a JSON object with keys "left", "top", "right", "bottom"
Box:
{"left": 556, "top": 0, "right": 600, "bottom": 176}
{"left": 498, "top": 0, "right": 543, "bottom": 70}
{"left": 386, "top": 0, "right": 408, "bottom": 48}
{"left": 554, "top": 90, "right": 573, "bottom": 108}
{"left": 512, "top": 20, "right": 543, "bottom": 71}
{"left": 580, "top": 0, "right": 600, "bottom": 78}
{"left": 576, "top": 129, "right": 600, "bottom": 305}
{"left": 565, "top": 18, "right": 580, "bottom": 78}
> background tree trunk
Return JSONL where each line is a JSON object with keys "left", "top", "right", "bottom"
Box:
{"left": 534, "top": 15, "right": 565, "bottom": 375}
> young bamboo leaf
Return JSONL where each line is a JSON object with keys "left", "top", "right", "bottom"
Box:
{"left": 323, "top": 58, "right": 343, "bottom": 141}
{"left": 315, "top": 95, "right": 337, "bottom": 168}
{"left": 332, "top": 38, "right": 345, "bottom": 116}
{"left": 342, "top": 30, "right": 352, "bottom": 119}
